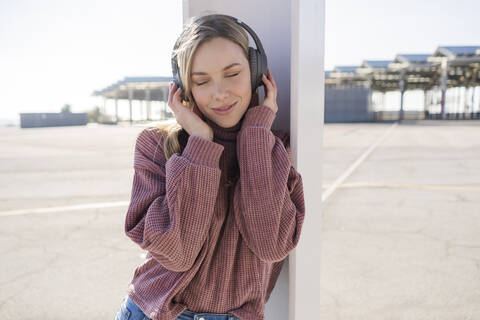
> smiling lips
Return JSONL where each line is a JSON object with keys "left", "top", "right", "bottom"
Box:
{"left": 213, "top": 102, "right": 236, "bottom": 114}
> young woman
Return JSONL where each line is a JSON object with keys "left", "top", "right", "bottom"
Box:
{"left": 114, "top": 13, "right": 306, "bottom": 320}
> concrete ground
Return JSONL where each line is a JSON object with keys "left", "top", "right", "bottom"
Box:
{"left": 320, "top": 120, "right": 480, "bottom": 320}
{"left": 0, "top": 120, "right": 479, "bottom": 319}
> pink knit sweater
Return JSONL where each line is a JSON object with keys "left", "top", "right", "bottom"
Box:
{"left": 124, "top": 104, "right": 305, "bottom": 320}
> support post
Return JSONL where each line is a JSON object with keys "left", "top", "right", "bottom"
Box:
{"left": 424, "top": 89, "right": 428, "bottom": 119}
{"left": 128, "top": 87, "right": 133, "bottom": 125}
{"left": 472, "top": 86, "right": 476, "bottom": 119}
{"left": 146, "top": 87, "right": 151, "bottom": 121}
{"left": 183, "top": 1, "right": 325, "bottom": 319}
{"left": 464, "top": 86, "right": 469, "bottom": 119}
{"left": 103, "top": 97, "right": 107, "bottom": 116}
{"left": 440, "top": 59, "right": 448, "bottom": 120}
{"left": 115, "top": 90, "right": 119, "bottom": 122}
{"left": 399, "top": 70, "right": 405, "bottom": 121}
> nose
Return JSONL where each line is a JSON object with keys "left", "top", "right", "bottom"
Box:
{"left": 213, "top": 81, "right": 229, "bottom": 101}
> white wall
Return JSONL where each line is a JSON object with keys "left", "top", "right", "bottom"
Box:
{"left": 183, "top": 0, "right": 291, "bottom": 132}
{"left": 183, "top": 1, "right": 325, "bottom": 318}
{"left": 290, "top": 1, "right": 324, "bottom": 319}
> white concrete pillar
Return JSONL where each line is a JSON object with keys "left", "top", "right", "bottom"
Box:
{"left": 399, "top": 70, "right": 405, "bottom": 121}
{"left": 115, "top": 90, "right": 119, "bottom": 122}
{"left": 464, "top": 86, "right": 469, "bottom": 119}
{"left": 103, "top": 97, "right": 107, "bottom": 115}
{"left": 115, "top": 99, "right": 119, "bottom": 122}
{"left": 146, "top": 87, "right": 151, "bottom": 121}
{"left": 128, "top": 86, "right": 133, "bottom": 124}
{"left": 383, "top": 91, "right": 386, "bottom": 111}
{"left": 472, "top": 86, "right": 476, "bottom": 117}
{"left": 424, "top": 89, "right": 428, "bottom": 117}
{"left": 440, "top": 59, "right": 448, "bottom": 119}
{"left": 290, "top": 1, "right": 324, "bottom": 318}
{"left": 456, "top": 87, "right": 462, "bottom": 117}
{"left": 183, "top": 1, "right": 325, "bottom": 319}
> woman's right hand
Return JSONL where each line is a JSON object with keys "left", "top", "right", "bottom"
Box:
{"left": 168, "top": 82, "right": 213, "bottom": 141}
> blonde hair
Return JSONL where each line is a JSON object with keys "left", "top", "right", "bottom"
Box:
{"left": 156, "top": 12, "right": 250, "bottom": 160}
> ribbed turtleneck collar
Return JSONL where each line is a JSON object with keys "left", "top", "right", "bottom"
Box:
{"left": 193, "top": 93, "right": 258, "bottom": 142}
{"left": 202, "top": 114, "right": 242, "bottom": 142}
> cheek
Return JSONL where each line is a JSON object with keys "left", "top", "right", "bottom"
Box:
{"left": 191, "top": 87, "right": 207, "bottom": 105}
{"left": 190, "top": 88, "right": 207, "bottom": 114}
{"left": 235, "top": 73, "right": 252, "bottom": 95}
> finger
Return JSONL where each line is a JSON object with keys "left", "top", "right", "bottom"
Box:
{"left": 267, "top": 71, "right": 278, "bottom": 99}
{"left": 262, "top": 74, "right": 273, "bottom": 95}
{"left": 168, "top": 86, "right": 182, "bottom": 113}
{"left": 173, "top": 87, "right": 183, "bottom": 107}
{"left": 268, "top": 69, "right": 277, "bottom": 90}
{"left": 262, "top": 73, "right": 271, "bottom": 86}
{"left": 266, "top": 69, "right": 277, "bottom": 94}
{"left": 174, "top": 86, "right": 182, "bottom": 98}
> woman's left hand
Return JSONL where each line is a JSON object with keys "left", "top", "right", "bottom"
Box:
{"left": 261, "top": 68, "right": 278, "bottom": 114}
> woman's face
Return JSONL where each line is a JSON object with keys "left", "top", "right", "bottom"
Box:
{"left": 190, "top": 37, "right": 252, "bottom": 128}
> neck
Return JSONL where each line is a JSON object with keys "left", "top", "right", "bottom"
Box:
{"left": 202, "top": 114, "right": 242, "bottom": 141}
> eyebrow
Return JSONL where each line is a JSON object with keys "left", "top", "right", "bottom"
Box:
{"left": 191, "top": 63, "right": 241, "bottom": 76}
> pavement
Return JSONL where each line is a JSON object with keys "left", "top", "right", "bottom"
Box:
{"left": 0, "top": 119, "right": 479, "bottom": 319}
{"left": 320, "top": 119, "right": 480, "bottom": 320}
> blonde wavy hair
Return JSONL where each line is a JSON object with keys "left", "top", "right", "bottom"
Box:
{"left": 154, "top": 12, "right": 250, "bottom": 160}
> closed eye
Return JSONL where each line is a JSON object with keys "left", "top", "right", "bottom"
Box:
{"left": 195, "top": 73, "right": 240, "bottom": 86}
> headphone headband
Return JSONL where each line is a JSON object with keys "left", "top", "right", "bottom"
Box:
{"left": 171, "top": 14, "right": 268, "bottom": 102}
{"left": 225, "top": 15, "right": 266, "bottom": 59}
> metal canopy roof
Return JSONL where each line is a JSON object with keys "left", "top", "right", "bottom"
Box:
{"left": 433, "top": 46, "right": 480, "bottom": 59}
{"left": 333, "top": 66, "right": 358, "bottom": 73}
{"left": 326, "top": 45, "right": 480, "bottom": 92}
{"left": 394, "top": 54, "right": 430, "bottom": 64}
{"left": 362, "top": 60, "right": 391, "bottom": 69}
{"left": 92, "top": 76, "right": 173, "bottom": 101}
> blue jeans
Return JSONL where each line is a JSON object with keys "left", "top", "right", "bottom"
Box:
{"left": 114, "top": 295, "right": 240, "bottom": 320}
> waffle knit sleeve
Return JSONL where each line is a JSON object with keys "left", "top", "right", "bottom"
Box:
{"left": 233, "top": 105, "right": 306, "bottom": 262}
{"left": 124, "top": 128, "right": 224, "bottom": 272}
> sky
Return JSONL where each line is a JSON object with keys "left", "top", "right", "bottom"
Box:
{"left": 325, "top": 0, "right": 480, "bottom": 69}
{"left": 1, "top": 0, "right": 479, "bottom": 124}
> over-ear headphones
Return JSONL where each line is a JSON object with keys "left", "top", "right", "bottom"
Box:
{"left": 171, "top": 13, "right": 268, "bottom": 103}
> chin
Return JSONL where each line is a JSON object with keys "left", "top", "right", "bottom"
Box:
{"left": 205, "top": 100, "right": 248, "bottom": 128}
{"left": 217, "top": 117, "right": 240, "bottom": 128}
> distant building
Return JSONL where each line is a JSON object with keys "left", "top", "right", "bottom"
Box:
{"left": 19, "top": 111, "right": 88, "bottom": 128}
{"left": 325, "top": 45, "right": 480, "bottom": 122}
{"left": 92, "top": 76, "right": 173, "bottom": 124}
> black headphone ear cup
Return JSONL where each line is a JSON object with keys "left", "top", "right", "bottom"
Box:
{"left": 172, "top": 77, "right": 186, "bottom": 101}
{"left": 249, "top": 47, "right": 268, "bottom": 94}
{"left": 172, "top": 54, "right": 186, "bottom": 101}
{"left": 257, "top": 52, "right": 267, "bottom": 83}
{"left": 248, "top": 47, "right": 259, "bottom": 91}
